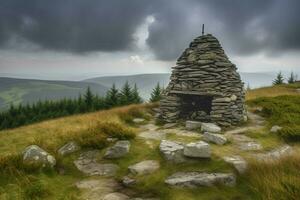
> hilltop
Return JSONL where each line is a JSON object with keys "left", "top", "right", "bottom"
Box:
{"left": 0, "top": 83, "right": 299, "bottom": 200}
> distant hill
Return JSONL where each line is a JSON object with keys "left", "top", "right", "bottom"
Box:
{"left": 85, "top": 72, "right": 275, "bottom": 100}
{"left": 0, "top": 77, "right": 108, "bottom": 110}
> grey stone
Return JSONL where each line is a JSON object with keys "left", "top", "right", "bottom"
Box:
{"left": 128, "top": 160, "right": 160, "bottom": 175}
{"left": 223, "top": 156, "right": 247, "bottom": 174}
{"left": 183, "top": 141, "right": 211, "bottom": 158}
{"left": 133, "top": 118, "right": 145, "bottom": 123}
{"left": 270, "top": 125, "right": 282, "bottom": 133}
{"left": 201, "top": 123, "right": 221, "bottom": 133}
{"left": 104, "top": 140, "right": 130, "bottom": 159}
{"left": 163, "top": 123, "right": 177, "bottom": 129}
{"left": 239, "top": 142, "right": 262, "bottom": 151}
{"left": 203, "top": 132, "right": 227, "bottom": 145}
{"left": 256, "top": 145, "right": 293, "bottom": 160}
{"left": 165, "top": 172, "right": 236, "bottom": 187}
{"left": 140, "top": 124, "right": 159, "bottom": 131}
{"left": 139, "top": 130, "right": 166, "bottom": 140}
{"left": 159, "top": 140, "right": 186, "bottom": 163}
{"left": 58, "top": 141, "right": 80, "bottom": 156}
{"left": 122, "top": 176, "right": 136, "bottom": 187}
{"left": 185, "top": 121, "right": 202, "bottom": 130}
{"left": 103, "top": 193, "right": 130, "bottom": 200}
{"left": 23, "top": 145, "right": 56, "bottom": 167}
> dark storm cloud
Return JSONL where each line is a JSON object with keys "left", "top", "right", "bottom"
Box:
{"left": 0, "top": 0, "right": 300, "bottom": 59}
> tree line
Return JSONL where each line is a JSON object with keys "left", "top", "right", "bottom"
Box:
{"left": 273, "top": 71, "right": 298, "bottom": 85}
{"left": 0, "top": 82, "right": 163, "bottom": 130}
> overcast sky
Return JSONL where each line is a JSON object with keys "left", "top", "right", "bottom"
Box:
{"left": 0, "top": 0, "right": 299, "bottom": 80}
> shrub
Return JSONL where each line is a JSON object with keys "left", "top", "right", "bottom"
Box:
{"left": 24, "top": 181, "right": 49, "bottom": 200}
{"left": 99, "top": 122, "right": 136, "bottom": 140}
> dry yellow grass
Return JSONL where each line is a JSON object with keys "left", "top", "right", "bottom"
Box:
{"left": 246, "top": 84, "right": 300, "bottom": 100}
{"left": 0, "top": 104, "right": 150, "bottom": 157}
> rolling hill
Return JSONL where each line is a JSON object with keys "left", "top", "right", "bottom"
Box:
{"left": 0, "top": 77, "right": 108, "bottom": 110}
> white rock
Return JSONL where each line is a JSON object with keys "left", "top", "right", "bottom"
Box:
{"left": 23, "top": 145, "right": 56, "bottom": 167}
{"left": 183, "top": 141, "right": 211, "bottom": 158}
{"left": 159, "top": 140, "right": 186, "bottom": 163}
{"left": 133, "top": 118, "right": 145, "bottom": 123}
{"left": 256, "top": 145, "right": 293, "bottom": 160}
{"left": 203, "top": 132, "right": 227, "bottom": 145}
{"left": 230, "top": 95, "right": 237, "bottom": 101}
{"left": 223, "top": 156, "right": 247, "bottom": 174}
{"left": 165, "top": 172, "right": 236, "bottom": 187}
{"left": 58, "top": 141, "right": 80, "bottom": 156}
{"left": 128, "top": 160, "right": 160, "bottom": 175}
{"left": 270, "top": 125, "right": 282, "bottom": 133}
{"left": 201, "top": 123, "right": 221, "bottom": 133}
{"left": 185, "top": 121, "right": 202, "bottom": 130}
{"left": 239, "top": 142, "right": 262, "bottom": 151}
{"left": 104, "top": 140, "right": 130, "bottom": 159}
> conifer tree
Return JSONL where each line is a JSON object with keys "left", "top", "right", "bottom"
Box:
{"left": 132, "top": 84, "right": 143, "bottom": 104}
{"left": 150, "top": 83, "right": 163, "bottom": 102}
{"left": 105, "top": 83, "right": 120, "bottom": 107}
{"left": 84, "top": 86, "right": 94, "bottom": 107}
{"left": 273, "top": 71, "right": 285, "bottom": 85}
{"left": 288, "top": 72, "right": 296, "bottom": 84}
{"left": 120, "top": 81, "right": 133, "bottom": 105}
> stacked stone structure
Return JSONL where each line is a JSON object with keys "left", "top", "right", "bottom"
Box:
{"left": 159, "top": 34, "right": 246, "bottom": 127}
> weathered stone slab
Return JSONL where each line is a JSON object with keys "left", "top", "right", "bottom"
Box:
{"left": 139, "top": 130, "right": 166, "bottom": 140}
{"left": 201, "top": 123, "right": 221, "bottom": 133}
{"left": 165, "top": 172, "right": 236, "bottom": 187}
{"left": 256, "top": 145, "right": 293, "bottom": 160}
{"left": 58, "top": 141, "right": 80, "bottom": 156}
{"left": 239, "top": 142, "right": 262, "bottom": 151}
{"left": 203, "top": 132, "right": 227, "bottom": 145}
{"left": 133, "top": 118, "right": 145, "bottom": 123}
{"left": 128, "top": 160, "right": 160, "bottom": 175}
{"left": 183, "top": 141, "right": 211, "bottom": 158}
{"left": 23, "top": 145, "right": 56, "bottom": 167}
{"left": 159, "top": 140, "right": 186, "bottom": 163}
{"left": 185, "top": 121, "right": 202, "bottom": 130}
{"left": 270, "top": 125, "right": 282, "bottom": 133}
{"left": 104, "top": 140, "right": 130, "bottom": 159}
{"left": 223, "top": 156, "right": 247, "bottom": 174}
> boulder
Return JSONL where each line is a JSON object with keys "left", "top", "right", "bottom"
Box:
{"left": 128, "top": 160, "right": 160, "bottom": 175}
{"left": 223, "top": 156, "right": 247, "bottom": 174}
{"left": 23, "top": 145, "right": 56, "bottom": 167}
{"left": 58, "top": 141, "right": 80, "bottom": 156}
{"left": 165, "top": 172, "right": 236, "bottom": 187}
{"left": 201, "top": 123, "right": 221, "bottom": 133}
{"left": 183, "top": 141, "right": 210, "bottom": 158}
{"left": 185, "top": 121, "right": 202, "bottom": 130}
{"left": 133, "top": 118, "right": 145, "bottom": 123}
{"left": 203, "top": 132, "right": 227, "bottom": 145}
{"left": 104, "top": 140, "right": 130, "bottom": 159}
{"left": 270, "top": 125, "right": 282, "bottom": 133}
{"left": 159, "top": 140, "right": 186, "bottom": 163}
{"left": 103, "top": 193, "right": 130, "bottom": 200}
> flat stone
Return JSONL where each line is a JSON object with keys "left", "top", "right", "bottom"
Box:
{"left": 201, "top": 123, "right": 221, "bottom": 133}
{"left": 128, "top": 160, "right": 160, "bottom": 175}
{"left": 223, "top": 156, "right": 247, "bottom": 174}
{"left": 58, "top": 141, "right": 80, "bottom": 156}
{"left": 185, "top": 121, "right": 202, "bottom": 130}
{"left": 270, "top": 125, "right": 282, "bottom": 133}
{"left": 140, "top": 124, "right": 159, "bottom": 131}
{"left": 103, "top": 193, "right": 130, "bottom": 200}
{"left": 239, "top": 142, "right": 262, "bottom": 151}
{"left": 183, "top": 141, "right": 211, "bottom": 158}
{"left": 163, "top": 123, "right": 177, "bottom": 129}
{"left": 203, "top": 132, "right": 227, "bottom": 145}
{"left": 133, "top": 118, "right": 145, "bottom": 123}
{"left": 104, "top": 140, "right": 130, "bottom": 159}
{"left": 159, "top": 140, "right": 186, "bottom": 163}
{"left": 165, "top": 172, "right": 236, "bottom": 188}
{"left": 139, "top": 130, "right": 166, "bottom": 140}
{"left": 256, "top": 145, "right": 293, "bottom": 160}
{"left": 23, "top": 145, "right": 56, "bottom": 167}
{"left": 74, "top": 151, "right": 119, "bottom": 176}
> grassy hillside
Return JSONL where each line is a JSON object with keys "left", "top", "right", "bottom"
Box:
{"left": 0, "top": 77, "right": 108, "bottom": 110}
{"left": 0, "top": 83, "right": 299, "bottom": 200}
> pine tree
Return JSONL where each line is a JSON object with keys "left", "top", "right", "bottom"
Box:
{"left": 84, "top": 86, "right": 94, "bottom": 107}
{"left": 105, "top": 83, "right": 120, "bottom": 107}
{"left": 273, "top": 72, "right": 284, "bottom": 85}
{"left": 288, "top": 72, "right": 296, "bottom": 84}
{"left": 132, "top": 84, "right": 143, "bottom": 104}
{"left": 150, "top": 83, "right": 163, "bottom": 102}
{"left": 120, "top": 81, "right": 133, "bottom": 105}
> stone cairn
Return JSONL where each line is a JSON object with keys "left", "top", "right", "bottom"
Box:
{"left": 159, "top": 34, "right": 246, "bottom": 127}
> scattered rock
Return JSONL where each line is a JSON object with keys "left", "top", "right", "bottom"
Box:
{"left": 103, "top": 192, "right": 130, "bottom": 200}
{"left": 133, "top": 118, "right": 145, "bottom": 123}
{"left": 58, "top": 141, "right": 80, "bottom": 156}
{"left": 23, "top": 145, "right": 56, "bottom": 167}
{"left": 104, "top": 140, "right": 130, "bottom": 159}
{"left": 185, "top": 121, "right": 202, "bottom": 130}
{"left": 256, "top": 145, "right": 293, "bottom": 160}
{"left": 201, "top": 123, "right": 221, "bottom": 133}
{"left": 122, "top": 176, "right": 136, "bottom": 187}
{"left": 128, "top": 160, "right": 160, "bottom": 175}
{"left": 165, "top": 172, "right": 236, "bottom": 187}
{"left": 74, "top": 151, "right": 119, "bottom": 176}
{"left": 140, "top": 124, "right": 159, "bottom": 131}
{"left": 163, "top": 123, "right": 177, "bottom": 129}
{"left": 183, "top": 141, "right": 211, "bottom": 158}
{"left": 139, "top": 130, "right": 166, "bottom": 140}
{"left": 159, "top": 140, "right": 186, "bottom": 163}
{"left": 270, "top": 125, "right": 282, "bottom": 133}
{"left": 203, "top": 132, "right": 227, "bottom": 145}
{"left": 223, "top": 156, "right": 247, "bottom": 174}
{"left": 239, "top": 141, "right": 262, "bottom": 151}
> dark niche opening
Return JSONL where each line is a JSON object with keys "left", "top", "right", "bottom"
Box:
{"left": 179, "top": 94, "right": 213, "bottom": 121}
